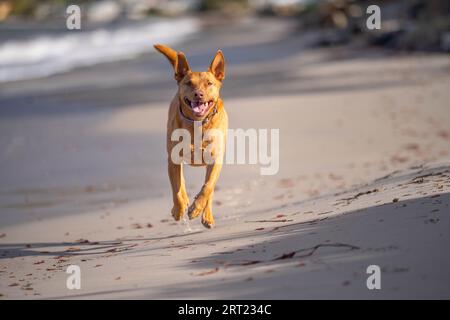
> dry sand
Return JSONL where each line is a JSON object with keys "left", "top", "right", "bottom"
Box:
{"left": 1, "top": 19, "right": 450, "bottom": 299}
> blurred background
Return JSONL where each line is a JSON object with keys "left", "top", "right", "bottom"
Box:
{"left": 0, "top": 0, "right": 449, "bottom": 83}
{"left": 0, "top": 0, "right": 449, "bottom": 224}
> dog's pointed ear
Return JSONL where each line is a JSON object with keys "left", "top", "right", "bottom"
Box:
{"left": 176, "top": 52, "right": 190, "bottom": 82}
{"left": 154, "top": 44, "right": 178, "bottom": 71}
{"left": 209, "top": 50, "right": 225, "bottom": 81}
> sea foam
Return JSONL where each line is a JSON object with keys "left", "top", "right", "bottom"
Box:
{"left": 0, "top": 18, "right": 199, "bottom": 83}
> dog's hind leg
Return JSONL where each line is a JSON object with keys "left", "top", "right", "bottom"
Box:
{"left": 201, "top": 190, "right": 215, "bottom": 228}
{"left": 168, "top": 161, "right": 189, "bottom": 221}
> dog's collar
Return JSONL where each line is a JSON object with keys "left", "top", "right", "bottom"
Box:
{"left": 178, "top": 100, "right": 218, "bottom": 125}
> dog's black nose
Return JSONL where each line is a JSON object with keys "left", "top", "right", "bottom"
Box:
{"left": 194, "top": 91, "right": 204, "bottom": 98}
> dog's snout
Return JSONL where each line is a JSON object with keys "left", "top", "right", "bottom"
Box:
{"left": 194, "top": 91, "right": 204, "bottom": 99}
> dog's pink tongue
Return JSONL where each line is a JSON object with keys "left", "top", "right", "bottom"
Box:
{"left": 191, "top": 101, "right": 207, "bottom": 114}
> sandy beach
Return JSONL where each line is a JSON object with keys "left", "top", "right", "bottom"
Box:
{"left": 1, "top": 17, "right": 450, "bottom": 299}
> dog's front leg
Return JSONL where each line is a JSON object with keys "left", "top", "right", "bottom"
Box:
{"left": 168, "top": 161, "right": 189, "bottom": 221}
{"left": 188, "top": 163, "right": 222, "bottom": 228}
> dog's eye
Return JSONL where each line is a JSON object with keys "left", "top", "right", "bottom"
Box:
{"left": 207, "top": 81, "right": 213, "bottom": 86}
{"left": 186, "top": 80, "right": 193, "bottom": 87}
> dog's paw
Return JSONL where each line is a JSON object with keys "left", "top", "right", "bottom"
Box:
{"left": 201, "top": 217, "right": 215, "bottom": 229}
{"left": 171, "top": 204, "right": 186, "bottom": 221}
{"left": 201, "top": 206, "right": 215, "bottom": 229}
{"left": 171, "top": 191, "right": 189, "bottom": 221}
{"left": 187, "top": 196, "right": 207, "bottom": 220}
{"left": 187, "top": 203, "right": 202, "bottom": 220}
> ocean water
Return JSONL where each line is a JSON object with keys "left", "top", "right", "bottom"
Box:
{"left": 0, "top": 17, "right": 200, "bottom": 83}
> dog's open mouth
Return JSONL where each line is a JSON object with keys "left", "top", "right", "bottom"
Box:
{"left": 184, "top": 98, "right": 214, "bottom": 117}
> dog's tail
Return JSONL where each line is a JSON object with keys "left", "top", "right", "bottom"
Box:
{"left": 154, "top": 44, "right": 178, "bottom": 70}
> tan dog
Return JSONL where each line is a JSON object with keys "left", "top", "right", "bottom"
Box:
{"left": 154, "top": 44, "right": 228, "bottom": 228}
